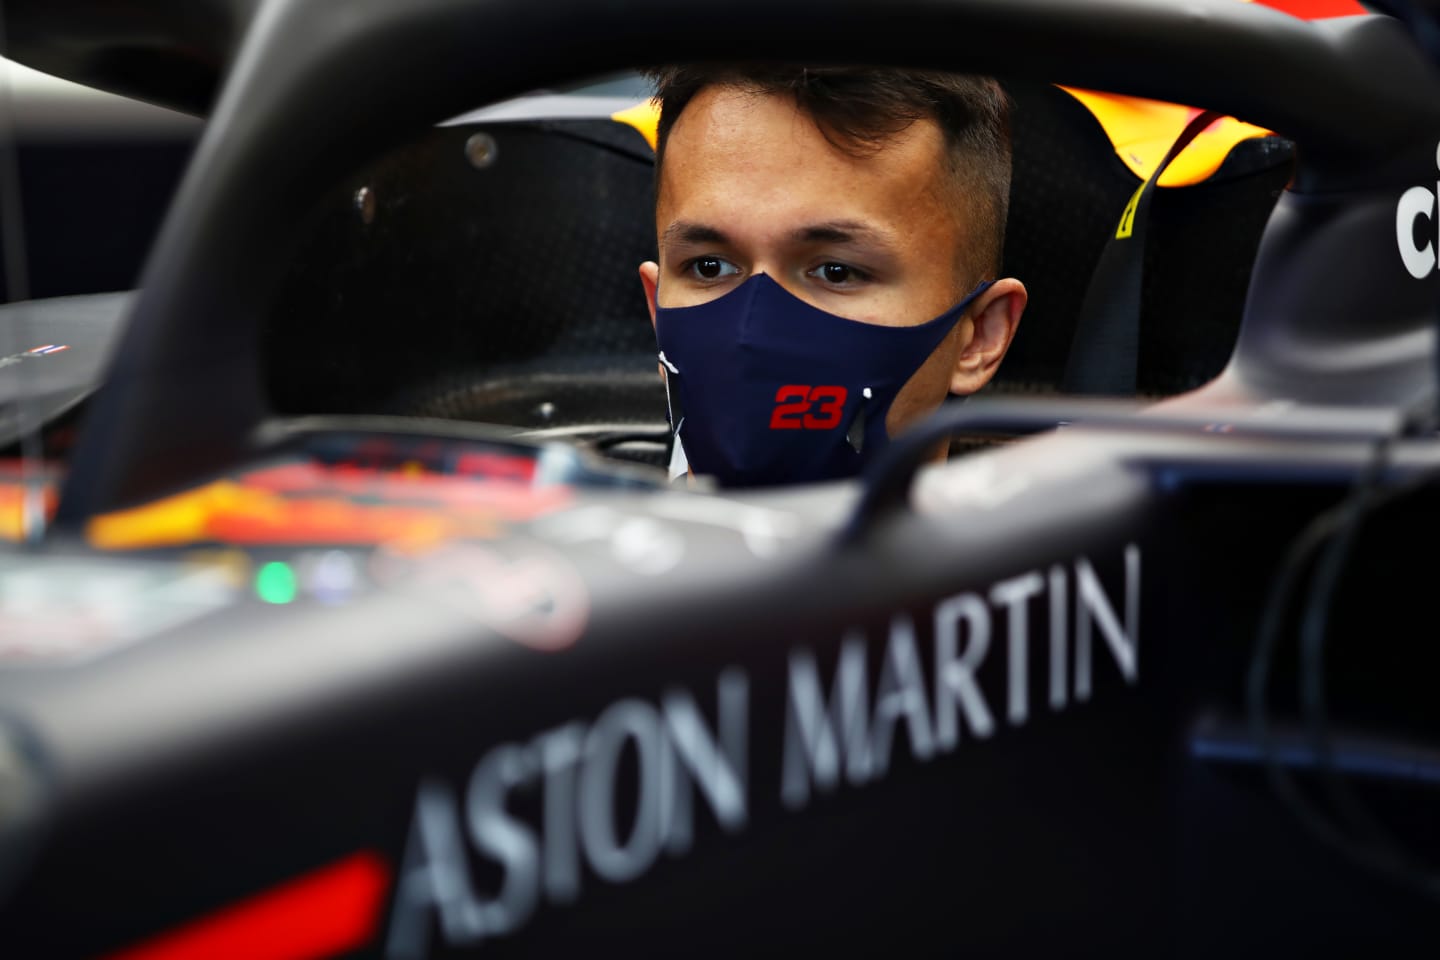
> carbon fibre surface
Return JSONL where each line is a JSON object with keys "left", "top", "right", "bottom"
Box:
{"left": 265, "top": 121, "right": 660, "bottom": 421}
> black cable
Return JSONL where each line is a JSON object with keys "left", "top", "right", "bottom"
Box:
{"left": 1247, "top": 403, "right": 1440, "bottom": 902}
{"left": 1247, "top": 494, "right": 1355, "bottom": 853}
{"left": 1298, "top": 435, "right": 1406, "bottom": 854}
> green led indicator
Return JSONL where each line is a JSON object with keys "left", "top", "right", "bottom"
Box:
{"left": 256, "top": 561, "right": 298, "bottom": 605}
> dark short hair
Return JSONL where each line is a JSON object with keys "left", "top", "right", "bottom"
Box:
{"left": 645, "top": 64, "right": 1012, "bottom": 280}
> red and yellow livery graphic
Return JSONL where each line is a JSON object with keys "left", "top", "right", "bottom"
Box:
{"left": 0, "top": 454, "right": 571, "bottom": 550}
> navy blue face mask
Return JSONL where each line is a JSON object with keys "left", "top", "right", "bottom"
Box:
{"left": 653, "top": 273, "right": 993, "bottom": 487}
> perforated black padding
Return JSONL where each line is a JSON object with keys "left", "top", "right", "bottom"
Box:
{"left": 264, "top": 120, "right": 664, "bottom": 425}
{"left": 996, "top": 82, "right": 1134, "bottom": 393}
{"left": 994, "top": 81, "right": 1293, "bottom": 397}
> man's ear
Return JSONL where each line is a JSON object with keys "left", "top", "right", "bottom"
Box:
{"left": 950, "top": 278, "right": 1026, "bottom": 395}
{"left": 639, "top": 261, "right": 660, "bottom": 331}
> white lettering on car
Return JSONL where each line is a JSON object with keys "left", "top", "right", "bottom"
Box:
{"left": 1396, "top": 143, "right": 1440, "bottom": 279}
{"left": 388, "top": 544, "right": 1140, "bottom": 957}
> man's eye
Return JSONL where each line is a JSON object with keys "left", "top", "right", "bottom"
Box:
{"left": 809, "top": 262, "right": 868, "bottom": 287}
{"left": 686, "top": 257, "right": 739, "bottom": 281}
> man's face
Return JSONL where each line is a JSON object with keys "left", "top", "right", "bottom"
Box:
{"left": 640, "top": 84, "right": 1023, "bottom": 438}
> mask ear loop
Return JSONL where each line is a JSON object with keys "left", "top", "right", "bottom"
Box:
{"left": 849, "top": 278, "right": 995, "bottom": 457}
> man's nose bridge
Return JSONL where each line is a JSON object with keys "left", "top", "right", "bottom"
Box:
{"left": 736, "top": 217, "right": 800, "bottom": 284}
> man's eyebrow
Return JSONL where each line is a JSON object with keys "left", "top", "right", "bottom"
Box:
{"left": 791, "top": 220, "right": 891, "bottom": 245}
{"left": 661, "top": 221, "right": 729, "bottom": 247}
{"left": 660, "top": 219, "right": 895, "bottom": 248}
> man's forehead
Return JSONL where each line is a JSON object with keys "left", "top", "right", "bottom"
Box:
{"left": 671, "top": 85, "right": 815, "bottom": 146}
{"left": 657, "top": 84, "right": 953, "bottom": 229}
{"left": 664, "top": 84, "right": 938, "bottom": 171}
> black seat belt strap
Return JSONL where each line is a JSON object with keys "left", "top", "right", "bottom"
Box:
{"left": 1061, "top": 109, "right": 1223, "bottom": 395}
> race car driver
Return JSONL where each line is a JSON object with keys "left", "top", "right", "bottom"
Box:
{"left": 637, "top": 64, "right": 1028, "bottom": 486}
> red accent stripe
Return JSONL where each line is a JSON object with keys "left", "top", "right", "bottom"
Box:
{"left": 102, "top": 852, "right": 391, "bottom": 960}
{"left": 1255, "top": 0, "right": 1367, "bottom": 19}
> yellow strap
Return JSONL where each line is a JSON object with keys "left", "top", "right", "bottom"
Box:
{"left": 1115, "top": 182, "right": 1146, "bottom": 239}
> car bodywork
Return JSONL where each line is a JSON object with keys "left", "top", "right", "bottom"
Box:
{"left": 0, "top": 0, "right": 1438, "bottom": 957}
